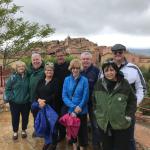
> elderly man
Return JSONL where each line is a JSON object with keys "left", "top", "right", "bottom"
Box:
{"left": 80, "top": 52, "right": 101, "bottom": 150}
{"left": 28, "top": 52, "right": 45, "bottom": 137}
{"left": 111, "top": 44, "right": 146, "bottom": 150}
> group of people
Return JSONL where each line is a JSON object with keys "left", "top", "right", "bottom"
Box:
{"left": 4, "top": 44, "right": 146, "bottom": 150}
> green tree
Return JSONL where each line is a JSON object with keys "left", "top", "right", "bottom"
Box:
{"left": 0, "top": 0, "right": 54, "bottom": 68}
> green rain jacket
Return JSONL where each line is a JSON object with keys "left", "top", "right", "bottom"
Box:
{"left": 4, "top": 72, "right": 30, "bottom": 104}
{"left": 94, "top": 78, "right": 137, "bottom": 131}
{"left": 28, "top": 62, "right": 44, "bottom": 102}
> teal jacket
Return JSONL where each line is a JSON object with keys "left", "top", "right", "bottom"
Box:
{"left": 28, "top": 62, "right": 44, "bottom": 102}
{"left": 94, "top": 78, "right": 137, "bottom": 131}
{"left": 5, "top": 72, "right": 30, "bottom": 104}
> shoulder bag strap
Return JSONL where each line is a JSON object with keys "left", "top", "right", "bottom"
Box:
{"left": 71, "top": 77, "right": 81, "bottom": 99}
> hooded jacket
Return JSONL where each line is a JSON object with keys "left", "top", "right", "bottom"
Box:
{"left": 94, "top": 77, "right": 137, "bottom": 131}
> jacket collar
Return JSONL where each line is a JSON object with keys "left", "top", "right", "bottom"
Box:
{"left": 29, "top": 61, "right": 45, "bottom": 73}
{"left": 82, "top": 64, "right": 93, "bottom": 73}
{"left": 101, "top": 78, "right": 122, "bottom": 95}
{"left": 71, "top": 74, "right": 81, "bottom": 81}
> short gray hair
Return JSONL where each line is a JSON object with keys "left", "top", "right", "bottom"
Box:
{"left": 31, "top": 52, "right": 42, "bottom": 59}
{"left": 80, "top": 51, "right": 92, "bottom": 59}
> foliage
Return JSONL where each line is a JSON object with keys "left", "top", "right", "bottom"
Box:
{"left": 21, "top": 54, "right": 76, "bottom": 66}
{"left": 43, "top": 55, "right": 56, "bottom": 64}
{"left": 140, "top": 67, "right": 150, "bottom": 97}
{"left": 0, "top": 0, "right": 54, "bottom": 68}
{"left": 21, "top": 56, "right": 31, "bottom": 67}
{"left": 65, "top": 55, "right": 76, "bottom": 62}
{"left": 139, "top": 67, "right": 150, "bottom": 115}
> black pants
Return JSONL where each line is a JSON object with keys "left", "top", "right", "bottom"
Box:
{"left": 129, "top": 119, "right": 136, "bottom": 150}
{"left": 101, "top": 127, "right": 130, "bottom": 150}
{"left": 57, "top": 105, "right": 68, "bottom": 141}
{"left": 31, "top": 106, "right": 39, "bottom": 123}
{"left": 88, "top": 105, "right": 102, "bottom": 145}
{"left": 74, "top": 114, "right": 88, "bottom": 147}
{"left": 9, "top": 102, "right": 31, "bottom": 132}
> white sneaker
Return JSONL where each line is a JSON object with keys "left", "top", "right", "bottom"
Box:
{"left": 13, "top": 132, "right": 18, "bottom": 140}
{"left": 21, "top": 130, "right": 27, "bottom": 138}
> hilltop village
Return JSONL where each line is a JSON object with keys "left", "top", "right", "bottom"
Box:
{"left": 26, "top": 36, "right": 150, "bottom": 69}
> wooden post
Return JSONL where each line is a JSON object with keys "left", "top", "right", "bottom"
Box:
{"left": 0, "top": 66, "right": 3, "bottom": 87}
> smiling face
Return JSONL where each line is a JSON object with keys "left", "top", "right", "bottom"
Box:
{"left": 31, "top": 54, "right": 42, "bottom": 69}
{"left": 69, "top": 59, "right": 82, "bottom": 78}
{"left": 16, "top": 64, "right": 26, "bottom": 74}
{"left": 45, "top": 67, "right": 54, "bottom": 79}
{"left": 112, "top": 50, "right": 125, "bottom": 63}
{"left": 81, "top": 53, "right": 92, "bottom": 70}
{"left": 55, "top": 51, "right": 65, "bottom": 64}
{"left": 71, "top": 66, "right": 80, "bottom": 78}
{"left": 103, "top": 66, "right": 117, "bottom": 81}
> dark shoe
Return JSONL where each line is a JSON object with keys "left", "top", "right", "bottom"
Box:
{"left": 47, "top": 144, "right": 56, "bottom": 150}
{"left": 57, "top": 135, "right": 65, "bottom": 142}
{"left": 13, "top": 132, "right": 18, "bottom": 140}
{"left": 93, "top": 144, "right": 103, "bottom": 150}
{"left": 32, "top": 131, "right": 37, "bottom": 138}
{"left": 21, "top": 130, "right": 27, "bottom": 138}
{"left": 77, "top": 146, "right": 87, "bottom": 150}
{"left": 42, "top": 144, "right": 50, "bottom": 150}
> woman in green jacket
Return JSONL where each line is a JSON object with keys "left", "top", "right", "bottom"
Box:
{"left": 94, "top": 61, "right": 137, "bottom": 150}
{"left": 4, "top": 61, "right": 30, "bottom": 140}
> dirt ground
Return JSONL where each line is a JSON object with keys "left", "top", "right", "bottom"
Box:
{"left": 0, "top": 111, "right": 150, "bottom": 150}
{"left": 135, "top": 123, "right": 150, "bottom": 149}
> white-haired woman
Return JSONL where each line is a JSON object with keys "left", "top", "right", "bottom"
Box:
{"left": 35, "top": 62, "right": 60, "bottom": 150}
{"left": 4, "top": 61, "right": 30, "bottom": 140}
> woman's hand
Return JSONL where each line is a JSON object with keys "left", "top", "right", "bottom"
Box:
{"left": 74, "top": 106, "right": 82, "bottom": 114}
{"left": 38, "top": 98, "right": 46, "bottom": 108}
{"left": 71, "top": 112, "right": 77, "bottom": 117}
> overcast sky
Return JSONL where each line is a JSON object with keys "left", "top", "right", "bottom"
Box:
{"left": 13, "top": 0, "right": 150, "bottom": 48}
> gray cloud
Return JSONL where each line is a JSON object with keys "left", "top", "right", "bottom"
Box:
{"left": 13, "top": 0, "right": 150, "bottom": 36}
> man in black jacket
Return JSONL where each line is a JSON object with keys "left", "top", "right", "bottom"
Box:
{"left": 81, "top": 52, "right": 101, "bottom": 150}
{"left": 54, "top": 48, "right": 70, "bottom": 142}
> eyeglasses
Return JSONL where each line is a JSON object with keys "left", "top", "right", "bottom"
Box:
{"left": 113, "top": 51, "right": 123, "bottom": 55}
{"left": 72, "top": 67, "right": 80, "bottom": 70}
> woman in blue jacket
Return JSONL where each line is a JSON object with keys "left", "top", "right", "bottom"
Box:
{"left": 62, "top": 59, "right": 89, "bottom": 150}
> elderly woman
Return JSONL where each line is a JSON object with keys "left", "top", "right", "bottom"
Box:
{"left": 35, "top": 62, "right": 60, "bottom": 150}
{"left": 62, "top": 59, "right": 89, "bottom": 150}
{"left": 4, "top": 61, "right": 30, "bottom": 140}
{"left": 94, "top": 61, "right": 137, "bottom": 150}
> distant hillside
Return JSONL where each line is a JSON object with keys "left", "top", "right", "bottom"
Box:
{"left": 129, "top": 48, "right": 150, "bottom": 56}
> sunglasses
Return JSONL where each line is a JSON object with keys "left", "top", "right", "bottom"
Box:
{"left": 113, "top": 51, "right": 123, "bottom": 55}
{"left": 72, "top": 67, "right": 80, "bottom": 70}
